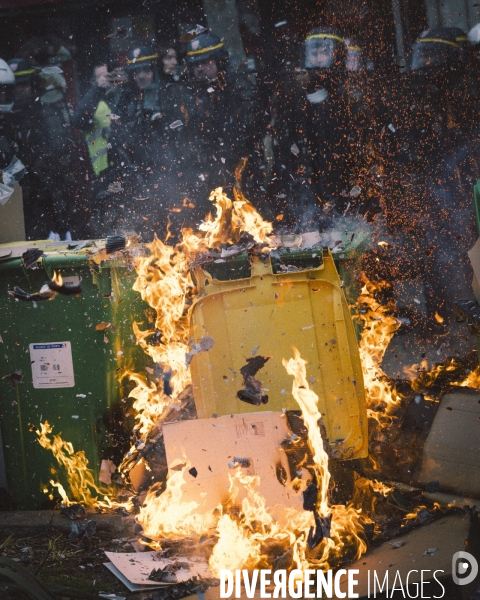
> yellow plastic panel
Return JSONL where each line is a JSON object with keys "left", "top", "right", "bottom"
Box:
{"left": 190, "top": 250, "right": 367, "bottom": 460}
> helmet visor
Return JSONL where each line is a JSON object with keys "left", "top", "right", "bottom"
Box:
{"left": 305, "top": 37, "right": 339, "bottom": 69}
{"left": 411, "top": 42, "right": 456, "bottom": 70}
{"left": 346, "top": 47, "right": 364, "bottom": 72}
{"left": 0, "top": 85, "right": 14, "bottom": 107}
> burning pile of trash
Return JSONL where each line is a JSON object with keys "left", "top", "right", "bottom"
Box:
{"left": 31, "top": 185, "right": 480, "bottom": 596}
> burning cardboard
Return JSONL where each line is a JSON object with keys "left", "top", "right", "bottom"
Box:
{"left": 161, "top": 412, "right": 304, "bottom": 517}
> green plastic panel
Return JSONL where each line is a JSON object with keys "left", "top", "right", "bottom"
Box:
{"left": 0, "top": 242, "right": 148, "bottom": 509}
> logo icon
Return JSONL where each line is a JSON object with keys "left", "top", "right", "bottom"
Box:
{"left": 452, "top": 551, "right": 478, "bottom": 586}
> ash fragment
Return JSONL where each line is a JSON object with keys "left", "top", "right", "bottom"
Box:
{"left": 69, "top": 519, "right": 96, "bottom": 548}
{"left": 8, "top": 284, "right": 54, "bottom": 302}
{"left": 60, "top": 503, "right": 87, "bottom": 520}
{"left": 307, "top": 513, "right": 332, "bottom": 549}
{"left": 2, "top": 370, "right": 23, "bottom": 388}
{"left": 149, "top": 559, "right": 192, "bottom": 584}
{"left": 228, "top": 457, "right": 251, "bottom": 469}
{"left": 186, "top": 335, "right": 215, "bottom": 368}
{"left": 149, "top": 566, "right": 178, "bottom": 583}
{"left": 303, "top": 481, "right": 318, "bottom": 511}
{"left": 21, "top": 248, "right": 44, "bottom": 269}
{"left": 275, "top": 462, "right": 288, "bottom": 486}
{"left": 237, "top": 356, "right": 270, "bottom": 406}
{"left": 302, "top": 480, "right": 331, "bottom": 548}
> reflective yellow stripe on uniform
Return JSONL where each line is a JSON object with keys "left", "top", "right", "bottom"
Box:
{"left": 85, "top": 99, "right": 111, "bottom": 177}
{"left": 13, "top": 69, "right": 36, "bottom": 77}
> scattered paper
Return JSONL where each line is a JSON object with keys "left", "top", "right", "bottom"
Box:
{"left": 99, "top": 459, "right": 117, "bottom": 485}
{"left": 104, "top": 552, "right": 210, "bottom": 590}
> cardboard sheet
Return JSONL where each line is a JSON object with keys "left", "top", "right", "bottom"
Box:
{"left": 104, "top": 562, "right": 163, "bottom": 592}
{"left": 417, "top": 391, "right": 480, "bottom": 497}
{"left": 163, "top": 411, "right": 304, "bottom": 515}
{"left": 468, "top": 238, "right": 480, "bottom": 304}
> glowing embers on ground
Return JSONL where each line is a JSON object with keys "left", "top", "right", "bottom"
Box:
{"left": 136, "top": 348, "right": 369, "bottom": 576}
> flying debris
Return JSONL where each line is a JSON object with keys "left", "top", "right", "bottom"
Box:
{"left": 41, "top": 66, "right": 63, "bottom": 74}
{"left": 8, "top": 285, "right": 54, "bottom": 302}
{"left": 2, "top": 370, "right": 23, "bottom": 388}
{"left": 179, "top": 24, "right": 207, "bottom": 43}
{"left": 237, "top": 355, "right": 270, "bottom": 406}
{"left": 21, "top": 248, "right": 44, "bottom": 269}
{"left": 107, "top": 181, "right": 124, "bottom": 194}
{"left": 9, "top": 272, "right": 81, "bottom": 300}
{"left": 47, "top": 272, "right": 82, "bottom": 295}
{"left": 185, "top": 335, "right": 215, "bottom": 367}
{"left": 105, "top": 235, "right": 126, "bottom": 254}
{"left": 106, "top": 26, "right": 129, "bottom": 40}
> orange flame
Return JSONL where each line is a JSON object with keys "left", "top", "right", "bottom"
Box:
{"left": 51, "top": 271, "right": 63, "bottom": 286}
{"left": 138, "top": 348, "right": 369, "bottom": 575}
{"left": 137, "top": 466, "right": 213, "bottom": 540}
{"left": 357, "top": 279, "right": 401, "bottom": 425}
{"left": 36, "top": 421, "right": 132, "bottom": 510}
{"left": 456, "top": 366, "right": 480, "bottom": 389}
{"left": 124, "top": 188, "right": 273, "bottom": 449}
{"left": 181, "top": 187, "right": 273, "bottom": 253}
{"left": 283, "top": 348, "right": 330, "bottom": 517}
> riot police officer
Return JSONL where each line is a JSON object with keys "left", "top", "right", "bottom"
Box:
{"left": 177, "top": 33, "right": 249, "bottom": 225}
{"left": 269, "top": 26, "right": 362, "bottom": 229}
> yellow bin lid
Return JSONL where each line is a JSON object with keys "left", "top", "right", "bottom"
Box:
{"left": 189, "top": 248, "right": 367, "bottom": 460}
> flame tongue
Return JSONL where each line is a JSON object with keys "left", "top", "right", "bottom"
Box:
{"left": 126, "top": 189, "right": 273, "bottom": 446}
{"left": 182, "top": 187, "right": 273, "bottom": 253}
{"left": 123, "top": 236, "right": 195, "bottom": 443}
{"left": 36, "top": 188, "right": 376, "bottom": 571}
{"left": 358, "top": 279, "right": 401, "bottom": 424}
{"left": 282, "top": 348, "right": 369, "bottom": 568}
{"left": 51, "top": 270, "right": 63, "bottom": 286}
{"left": 36, "top": 422, "right": 132, "bottom": 510}
{"left": 282, "top": 348, "right": 330, "bottom": 517}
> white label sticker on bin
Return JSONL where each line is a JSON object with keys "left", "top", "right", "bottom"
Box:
{"left": 29, "top": 342, "right": 75, "bottom": 389}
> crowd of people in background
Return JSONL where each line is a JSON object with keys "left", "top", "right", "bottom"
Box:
{"left": 0, "top": 20, "right": 480, "bottom": 249}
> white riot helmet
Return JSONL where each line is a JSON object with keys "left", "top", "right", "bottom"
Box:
{"left": 0, "top": 59, "right": 15, "bottom": 112}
